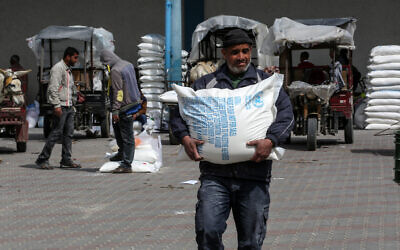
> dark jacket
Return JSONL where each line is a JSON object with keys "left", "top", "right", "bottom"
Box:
{"left": 170, "top": 63, "right": 294, "bottom": 182}
{"left": 100, "top": 50, "right": 141, "bottom": 115}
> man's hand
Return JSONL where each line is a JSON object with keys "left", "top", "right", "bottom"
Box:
{"left": 132, "top": 113, "right": 137, "bottom": 120}
{"left": 264, "top": 66, "right": 280, "bottom": 74}
{"left": 247, "top": 139, "right": 274, "bottom": 163}
{"left": 182, "top": 135, "right": 204, "bottom": 161}
{"left": 112, "top": 114, "right": 120, "bottom": 124}
{"left": 54, "top": 107, "right": 62, "bottom": 117}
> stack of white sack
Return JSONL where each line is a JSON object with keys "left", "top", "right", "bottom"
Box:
{"left": 100, "top": 131, "right": 162, "bottom": 173}
{"left": 173, "top": 73, "right": 286, "bottom": 164}
{"left": 137, "top": 34, "right": 166, "bottom": 130}
{"left": 366, "top": 45, "right": 400, "bottom": 130}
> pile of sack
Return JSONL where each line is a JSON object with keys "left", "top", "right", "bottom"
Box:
{"left": 137, "top": 34, "right": 166, "bottom": 130}
{"left": 365, "top": 45, "right": 400, "bottom": 130}
{"left": 100, "top": 131, "right": 162, "bottom": 173}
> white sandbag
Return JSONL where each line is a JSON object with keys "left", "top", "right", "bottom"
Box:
{"left": 99, "top": 161, "right": 158, "bottom": 173}
{"left": 141, "top": 34, "right": 165, "bottom": 46}
{"left": 370, "top": 45, "right": 400, "bottom": 57}
{"left": 365, "top": 111, "right": 400, "bottom": 120}
{"left": 141, "top": 87, "right": 164, "bottom": 94}
{"left": 368, "top": 85, "right": 400, "bottom": 91}
{"left": 137, "top": 42, "right": 164, "bottom": 52}
{"left": 99, "top": 161, "right": 120, "bottom": 172}
{"left": 147, "top": 101, "right": 163, "bottom": 109}
{"left": 368, "top": 63, "right": 400, "bottom": 71}
{"left": 143, "top": 94, "right": 161, "bottom": 102}
{"left": 173, "top": 73, "right": 285, "bottom": 164}
{"left": 135, "top": 145, "right": 158, "bottom": 163}
{"left": 139, "top": 75, "right": 164, "bottom": 83}
{"left": 139, "top": 69, "right": 165, "bottom": 76}
{"left": 367, "top": 90, "right": 400, "bottom": 99}
{"left": 365, "top": 123, "right": 400, "bottom": 130}
{"left": 138, "top": 49, "right": 164, "bottom": 58}
{"left": 140, "top": 82, "right": 165, "bottom": 89}
{"left": 370, "top": 55, "right": 400, "bottom": 64}
{"left": 138, "top": 62, "right": 164, "bottom": 70}
{"left": 365, "top": 105, "right": 400, "bottom": 112}
{"left": 368, "top": 98, "right": 400, "bottom": 106}
{"left": 159, "top": 90, "right": 178, "bottom": 103}
{"left": 366, "top": 118, "right": 399, "bottom": 125}
{"left": 367, "top": 70, "right": 400, "bottom": 78}
{"left": 368, "top": 78, "right": 400, "bottom": 86}
{"left": 138, "top": 57, "right": 164, "bottom": 64}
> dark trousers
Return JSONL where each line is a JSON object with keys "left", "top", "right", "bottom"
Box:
{"left": 37, "top": 106, "right": 75, "bottom": 163}
{"left": 113, "top": 114, "right": 135, "bottom": 169}
{"left": 195, "top": 175, "right": 270, "bottom": 250}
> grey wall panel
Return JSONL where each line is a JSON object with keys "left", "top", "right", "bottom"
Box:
{"left": 204, "top": 0, "right": 400, "bottom": 77}
{"left": 0, "top": 0, "right": 165, "bottom": 104}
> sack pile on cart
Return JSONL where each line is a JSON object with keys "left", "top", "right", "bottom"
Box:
{"left": 137, "top": 34, "right": 166, "bottom": 129}
{"left": 365, "top": 45, "right": 400, "bottom": 130}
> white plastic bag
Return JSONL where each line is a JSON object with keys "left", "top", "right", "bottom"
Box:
{"left": 370, "top": 45, "right": 400, "bottom": 57}
{"left": 140, "top": 75, "right": 164, "bottom": 83}
{"left": 138, "top": 49, "right": 163, "bottom": 58}
{"left": 138, "top": 57, "right": 164, "bottom": 64}
{"left": 368, "top": 63, "right": 400, "bottom": 71}
{"left": 370, "top": 55, "right": 400, "bottom": 64}
{"left": 365, "top": 123, "right": 400, "bottom": 130}
{"left": 365, "top": 105, "right": 400, "bottom": 112}
{"left": 365, "top": 111, "right": 400, "bottom": 120}
{"left": 143, "top": 94, "right": 160, "bottom": 102}
{"left": 141, "top": 88, "right": 164, "bottom": 94}
{"left": 140, "top": 82, "right": 165, "bottom": 89}
{"left": 159, "top": 90, "right": 178, "bottom": 103}
{"left": 138, "top": 63, "right": 164, "bottom": 70}
{"left": 139, "top": 69, "right": 165, "bottom": 76}
{"left": 141, "top": 34, "right": 165, "bottom": 46}
{"left": 137, "top": 42, "right": 164, "bottom": 52}
{"left": 368, "top": 78, "right": 400, "bottom": 86}
{"left": 367, "top": 70, "right": 400, "bottom": 78}
{"left": 367, "top": 91, "right": 400, "bottom": 99}
{"left": 368, "top": 98, "right": 400, "bottom": 106}
{"left": 173, "top": 73, "right": 285, "bottom": 164}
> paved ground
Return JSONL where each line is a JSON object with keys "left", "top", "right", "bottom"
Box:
{"left": 0, "top": 128, "right": 399, "bottom": 249}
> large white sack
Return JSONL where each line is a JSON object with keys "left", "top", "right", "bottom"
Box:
{"left": 367, "top": 90, "right": 400, "bottom": 99}
{"left": 368, "top": 98, "right": 400, "bottom": 106}
{"left": 147, "top": 101, "right": 163, "bottom": 109}
{"left": 139, "top": 75, "right": 164, "bottom": 83}
{"left": 365, "top": 123, "right": 400, "bottom": 130}
{"left": 141, "top": 87, "right": 164, "bottom": 94}
{"left": 137, "top": 42, "right": 164, "bottom": 52}
{"left": 139, "top": 69, "right": 165, "bottom": 76}
{"left": 368, "top": 85, "right": 400, "bottom": 91}
{"left": 99, "top": 161, "right": 158, "bottom": 173}
{"left": 365, "top": 111, "right": 400, "bottom": 120}
{"left": 370, "top": 55, "right": 400, "bottom": 64}
{"left": 370, "top": 45, "right": 400, "bottom": 57}
{"left": 368, "top": 63, "right": 400, "bottom": 71}
{"left": 138, "top": 49, "right": 164, "bottom": 58}
{"left": 141, "top": 34, "right": 165, "bottom": 46}
{"left": 173, "top": 73, "right": 285, "bottom": 164}
{"left": 140, "top": 82, "right": 165, "bottom": 89}
{"left": 159, "top": 90, "right": 178, "bottom": 103}
{"left": 369, "top": 78, "right": 400, "bottom": 86}
{"left": 138, "top": 57, "right": 164, "bottom": 64}
{"left": 143, "top": 94, "right": 161, "bottom": 102}
{"left": 138, "top": 62, "right": 164, "bottom": 70}
{"left": 365, "top": 105, "right": 400, "bottom": 112}
{"left": 368, "top": 70, "right": 400, "bottom": 78}
{"left": 366, "top": 118, "right": 399, "bottom": 125}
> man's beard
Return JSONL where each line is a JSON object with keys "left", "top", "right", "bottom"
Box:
{"left": 227, "top": 59, "right": 251, "bottom": 75}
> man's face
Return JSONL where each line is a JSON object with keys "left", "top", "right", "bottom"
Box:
{"left": 66, "top": 53, "right": 79, "bottom": 66}
{"left": 222, "top": 43, "right": 252, "bottom": 75}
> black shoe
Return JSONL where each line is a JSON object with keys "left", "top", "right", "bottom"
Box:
{"left": 35, "top": 160, "right": 53, "bottom": 170}
{"left": 110, "top": 153, "right": 123, "bottom": 162}
{"left": 112, "top": 166, "right": 132, "bottom": 174}
{"left": 60, "top": 161, "right": 82, "bottom": 169}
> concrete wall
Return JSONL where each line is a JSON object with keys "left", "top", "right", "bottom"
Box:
{"left": 204, "top": 0, "right": 400, "bottom": 76}
{"left": 0, "top": 0, "right": 165, "bottom": 104}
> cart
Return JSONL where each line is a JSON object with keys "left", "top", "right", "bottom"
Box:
{"left": 0, "top": 69, "right": 31, "bottom": 152}
{"left": 27, "top": 26, "right": 115, "bottom": 138}
{"left": 261, "top": 17, "right": 356, "bottom": 150}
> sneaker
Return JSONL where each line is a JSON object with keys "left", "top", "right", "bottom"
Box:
{"left": 35, "top": 160, "right": 53, "bottom": 170}
{"left": 110, "top": 153, "right": 123, "bottom": 162}
{"left": 112, "top": 166, "right": 132, "bottom": 174}
{"left": 60, "top": 160, "right": 82, "bottom": 169}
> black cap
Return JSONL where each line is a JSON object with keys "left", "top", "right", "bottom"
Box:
{"left": 222, "top": 29, "right": 253, "bottom": 48}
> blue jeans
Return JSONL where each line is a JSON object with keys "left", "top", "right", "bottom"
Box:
{"left": 113, "top": 114, "right": 134, "bottom": 169}
{"left": 195, "top": 175, "right": 270, "bottom": 250}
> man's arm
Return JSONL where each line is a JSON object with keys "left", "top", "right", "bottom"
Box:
{"left": 110, "top": 70, "right": 124, "bottom": 116}
{"left": 265, "top": 88, "right": 294, "bottom": 146}
{"left": 47, "top": 67, "right": 62, "bottom": 108}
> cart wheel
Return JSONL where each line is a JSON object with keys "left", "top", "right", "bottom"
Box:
{"left": 344, "top": 118, "right": 354, "bottom": 144}
{"left": 16, "top": 142, "right": 27, "bottom": 152}
{"left": 307, "top": 117, "right": 317, "bottom": 151}
{"left": 169, "top": 126, "right": 180, "bottom": 145}
{"left": 43, "top": 115, "right": 53, "bottom": 138}
{"left": 100, "top": 111, "right": 110, "bottom": 138}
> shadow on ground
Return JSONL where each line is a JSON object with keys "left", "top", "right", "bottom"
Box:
{"left": 351, "top": 149, "right": 394, "bottom": 156}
